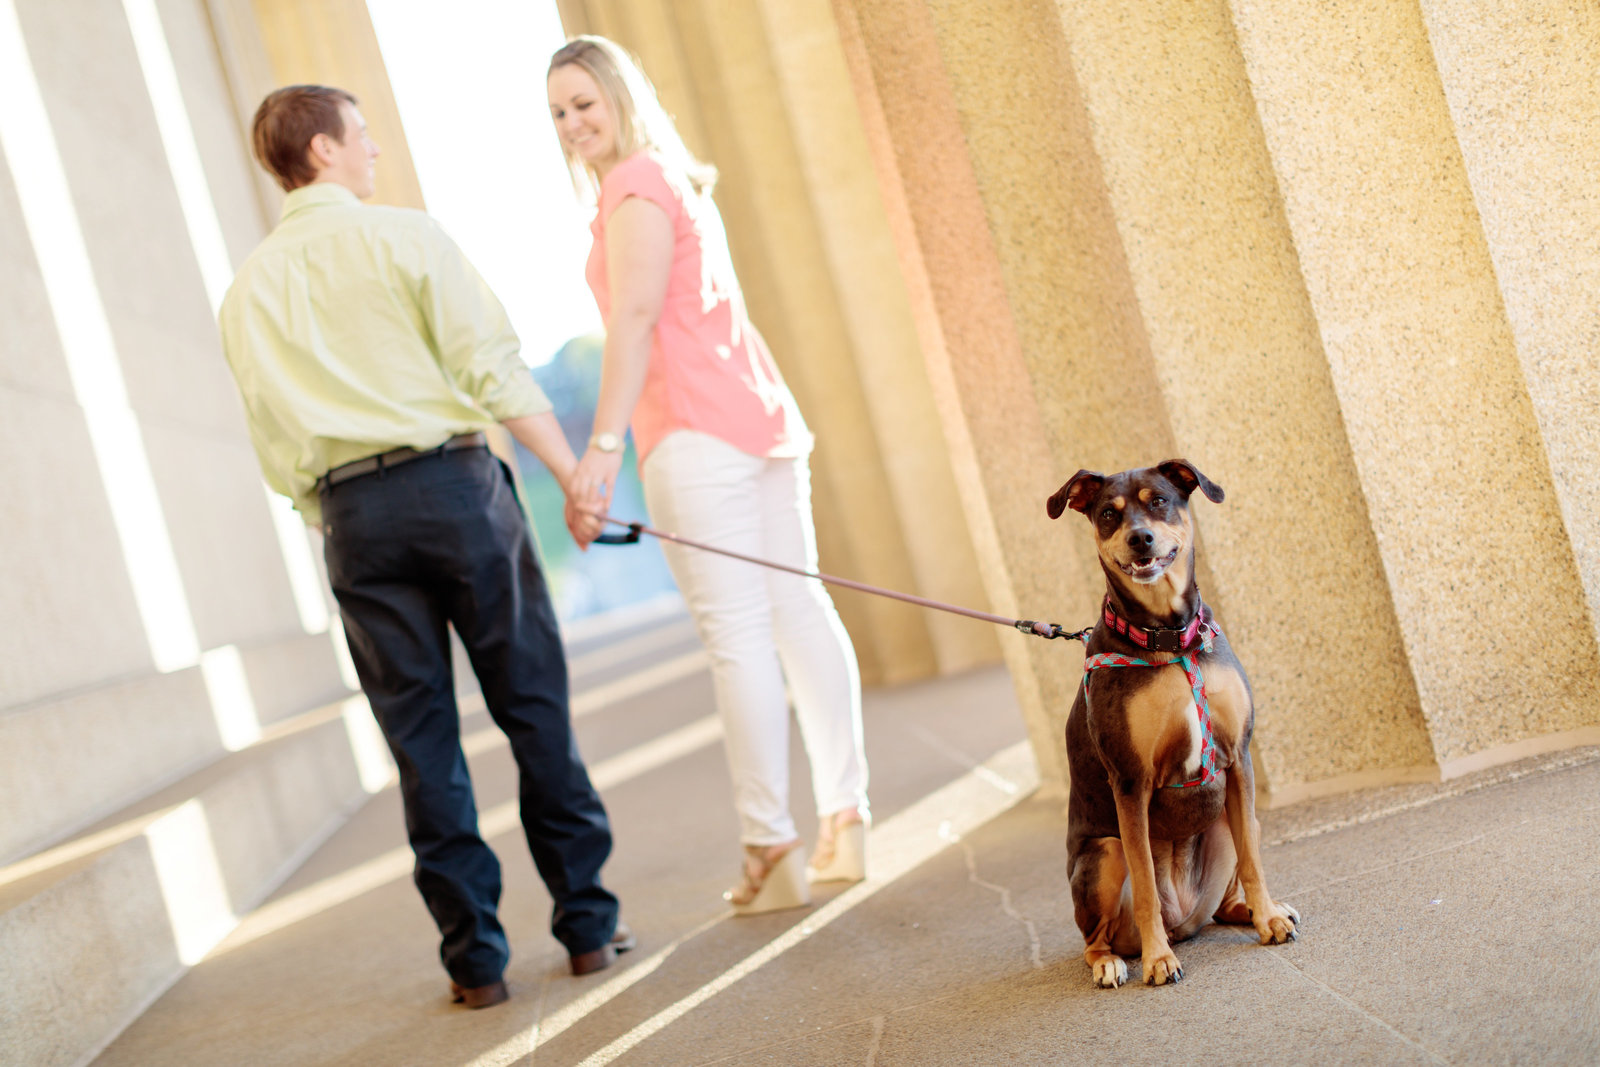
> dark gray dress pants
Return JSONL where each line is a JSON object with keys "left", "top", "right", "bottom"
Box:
{"left": 321, "top": 444, "right": 618, "bottom": 987}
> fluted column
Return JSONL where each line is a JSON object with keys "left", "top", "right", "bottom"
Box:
{"left": 1420, "top": 0, "right": 1600, "bottom": 649}
{"left": 1228, "top": 0, "right": 1600, "bottom": 775}
{"left": 753, "top": 0, "right": 999, "bottom": 676}
{"left": 835, "top": 0, "right": 1600, "bottom": 799}
{"left": 1046, "top": 0, "right": 1433, "bottom": 800}
{"left": 831, "top": 0, "right": 1125, "bottom": 788}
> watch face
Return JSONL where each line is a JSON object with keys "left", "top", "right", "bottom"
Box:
{"left": 595, "top": 432, "right": 621, "bottom": 452}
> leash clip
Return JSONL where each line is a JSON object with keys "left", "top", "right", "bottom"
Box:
{"left": 1015, "top": 620, "right": 1088, "bottom": 641}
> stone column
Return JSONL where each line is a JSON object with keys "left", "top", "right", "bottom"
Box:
{"left": 831, "top": 0, "right": 1127, "bottom": 789}
{"left": 1047, "top": 0, "right": 1433, "bottom": 800}
{"left": 754, "top": 0, "right": 999, "bottom": 677}
{"left": 1228, "top": 0, "right": 1600, "bottom": 773}
{"left": 1421, "top": 0, "right": 1600, "bottom": 649}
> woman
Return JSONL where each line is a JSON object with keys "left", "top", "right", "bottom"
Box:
{"left": 548, "top": 35, "right": 869, "bottom": 914}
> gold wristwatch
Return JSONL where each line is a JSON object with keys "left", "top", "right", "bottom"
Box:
{"left": 590, "top": 432, "right": 623, "bottom": 453}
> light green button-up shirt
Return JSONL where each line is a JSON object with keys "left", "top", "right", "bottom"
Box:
{"left": 218, "top": 182, "right": 550, "bottom": 524}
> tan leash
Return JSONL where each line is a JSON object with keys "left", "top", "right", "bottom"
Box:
{"left": 594, "top": 514, "right": 1087, "bottom": 642}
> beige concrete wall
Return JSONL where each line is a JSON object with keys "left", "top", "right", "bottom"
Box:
{"left": 823, "top": 0, "right": 1600, "bottom": 799}
{"left": 1047, "top": 0, "right": 1434, "bottom": 795}
{"left": 1229, "top": 0, "right": 1600, "bottom": 778}
{"left": 1420, "top": 0, "right": 1600, "bottom": 648}
{"left": 555, "top": 0, "right": 1002, "bottom": 687}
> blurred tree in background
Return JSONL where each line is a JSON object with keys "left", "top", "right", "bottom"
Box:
{"left": 512, "top": 333, "right": 678, "bottom": 622}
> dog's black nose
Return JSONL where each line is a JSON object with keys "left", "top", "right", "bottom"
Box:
{"left": 1127, "top": 528, "right": 1156, "bottom": 552}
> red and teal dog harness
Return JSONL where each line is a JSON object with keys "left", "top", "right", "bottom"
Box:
{"left": 1077, "top": 601, "right": 1220, "bottom": 789}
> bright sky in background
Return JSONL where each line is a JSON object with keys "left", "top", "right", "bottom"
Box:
{"left": 367, "top": 0, "right": 599, "bottom": 367}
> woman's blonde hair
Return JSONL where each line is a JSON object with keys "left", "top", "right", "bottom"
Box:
{"left": 548, "top": 35, "right": 717, "bottom": 202}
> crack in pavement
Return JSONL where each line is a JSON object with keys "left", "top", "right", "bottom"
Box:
{"left": 864, "top": 1014, "right": 886, "bottom": 1066}
{"left": 941, "top": 822, "right": 1043, "bottom": 970}
{"left": 1226, "top": 929, "right": 1450, "bottom": 1065}
{"left": 1277, "top": 801, "right": 1597, "bottom": 900}
{"left": 687, "top": 992, "right": 972, "bottom": 1066}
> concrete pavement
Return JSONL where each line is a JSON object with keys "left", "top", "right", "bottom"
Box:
{"left": 94, "top": 612, "right": 1600, "bottom": 1065}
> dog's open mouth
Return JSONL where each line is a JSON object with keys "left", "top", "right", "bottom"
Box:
{"left": 1118, "top": 547, "right": 1179, "bottom": 584}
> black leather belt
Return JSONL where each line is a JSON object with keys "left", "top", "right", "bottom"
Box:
{"left": 317, "top": 432, "right": 488, "bottom": 491}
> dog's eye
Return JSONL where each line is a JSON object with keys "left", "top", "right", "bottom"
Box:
{"left": 1099, "top": 508, "right": 1118, "bottom": 523}
{"left": 1151, "top": 496, "right": 1167, "bottom": 508}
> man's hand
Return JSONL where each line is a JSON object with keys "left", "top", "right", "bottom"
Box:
{"left": 565, "top": 494, "right": 606, "bottom": 550}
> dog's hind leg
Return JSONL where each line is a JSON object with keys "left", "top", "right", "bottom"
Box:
{"left": 1070, "top": 837, "right": 1133, "bottom": 988}
{"left": 1213, "top": 873, "right": 1251, "bottom": 925}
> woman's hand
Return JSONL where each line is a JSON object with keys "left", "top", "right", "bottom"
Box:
{"left": 566, "top": 446, "right": 625, "bottom": 549}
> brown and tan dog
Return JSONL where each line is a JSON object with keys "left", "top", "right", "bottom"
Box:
{"left": 1048, "top": 459, "right": 1298, "bottom": 988}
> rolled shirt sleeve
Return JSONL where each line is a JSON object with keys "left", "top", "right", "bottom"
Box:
{"left": 217, "top": 184, "right": 558, "bottom": 528}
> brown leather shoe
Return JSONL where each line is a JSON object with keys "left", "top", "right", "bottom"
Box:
{"left": 569, "top": 922, "right": 637, "bottom": 976}
{"left": 448, "top": 979, "right": 509, "bottom": 1009}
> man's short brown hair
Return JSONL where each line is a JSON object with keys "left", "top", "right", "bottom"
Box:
{"left": 251, "top": 85, "right": 358, "bottom": 192}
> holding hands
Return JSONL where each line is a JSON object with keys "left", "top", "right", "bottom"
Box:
{"left": 565, "top": 440, "right": 624, "bottom": 550}
{"left": 499, "top": 412, "right": 613, "bottom": 550}
{"left": 563, "top": 491, "right": 605, "bottom": 549}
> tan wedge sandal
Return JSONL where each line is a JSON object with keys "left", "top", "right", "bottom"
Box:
{"left": 725, "top": 840, "right": 811, "bottom": 915}
{"left": 806, "top": 809, "right": 868, "bottom": 884}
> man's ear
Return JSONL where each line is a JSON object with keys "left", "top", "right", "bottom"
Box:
{"left": 1155, "top": 459, "right": 1224, "bottom": 504}
{"left": 1048, "top": 470, "right": 1104, "bottom": 519}
{"left": 307, "top": 131, "right": 336, "bottom": 169}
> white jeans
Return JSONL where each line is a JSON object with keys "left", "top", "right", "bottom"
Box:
{"left": 642, "top": 430, "right": 868, "bottom": 846}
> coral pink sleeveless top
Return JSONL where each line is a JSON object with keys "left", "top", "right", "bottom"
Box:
{"left": 585, "top": 152, "right": 810, "bottom": 463}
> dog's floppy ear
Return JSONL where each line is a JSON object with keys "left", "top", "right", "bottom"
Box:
{"left": 1156, "top": 459, "right": 1224, "bottom": 504}
{"left": 1048, "top": 470, "right": 1104, "bottom": 519}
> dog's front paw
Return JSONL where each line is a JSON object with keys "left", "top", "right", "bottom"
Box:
{"left": 1141, "top": 949, "right": 1183, "bottom": 986}
{"left": 1255, "top": 900, "right": 1300, "bottom": 945}
{"left": 1090, "top": 956, "right": 1127, "bottom": 989}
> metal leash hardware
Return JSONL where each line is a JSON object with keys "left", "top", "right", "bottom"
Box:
{"left": 1012, "top": 619, "right": 1089, "bottom": 641}
{"left": 1017, "top": 621, "right": 1093, "bottom": 643}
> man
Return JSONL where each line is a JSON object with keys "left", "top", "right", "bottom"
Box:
{"left": 219, "top": 85, "right": 629, "bottom": 1008}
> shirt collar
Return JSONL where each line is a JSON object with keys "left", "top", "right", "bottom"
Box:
{"left": 280, "top": 181, "right": 361, "bottom": 220}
